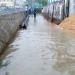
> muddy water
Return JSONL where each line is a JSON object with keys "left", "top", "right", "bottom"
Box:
{"left": 0, "top": 14, "right": 75, "bottom": 75}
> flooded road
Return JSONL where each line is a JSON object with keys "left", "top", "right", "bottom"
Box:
{"left": 0, "top": 14, "right": 75, "bottom": 75}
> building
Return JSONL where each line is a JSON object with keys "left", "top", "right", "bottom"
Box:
{"left": 27, "top": 0, "right": 35, "bottom": 7}
{"left": 69, "top": 0, "right": 75, "bottom": 15}
{"left": 0, "top": 0, "right": 15, "bottom": 7}
{"left": 48, "top": 0, "right": 60, "bottom": 3}
{"left": 15, "top": 0, "right": 28, "bottom": 8}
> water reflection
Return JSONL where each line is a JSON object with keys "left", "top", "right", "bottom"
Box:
{"left": 51, "top": 30, "right": 75, "bottom": 75}
{"left": 34, "top": 17, "right": 36, "bottom": 24}
{"left": 0, "top": 44, "right": 18, "bottom": 69}
{"left": 0, "top": 15, "right": 75, "bottom": 75}
{"left": 53, "top": 51, "right": 75, "bottom": 75}
{"left": 5, "top": 72, "right": 9, "bottom": 75}
{"left": 0, "top": 59, "right": 9, "bottom": 68}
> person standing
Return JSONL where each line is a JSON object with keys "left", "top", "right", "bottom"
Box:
{"left": 34, "top": 8, "right": 36, "bottom": 18}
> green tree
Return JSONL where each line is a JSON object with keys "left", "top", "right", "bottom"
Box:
{"left": 35, "top": 0, "right": 48, "bottom": 6}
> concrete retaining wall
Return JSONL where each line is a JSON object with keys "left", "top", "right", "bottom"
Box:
{"left": 0, "top": 10, "right": 26, "bottom": 53}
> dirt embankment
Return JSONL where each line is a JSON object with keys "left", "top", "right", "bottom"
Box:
{"left": 60, "top": 15, "right": 75, "bottom": 34}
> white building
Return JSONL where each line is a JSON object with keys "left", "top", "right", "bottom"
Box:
{"left": 15, "top": 0, "right": 28, "bottom": 8}
{"left": 69, "top": 0, "right": 75, "bottom": 15}
{"left": 0, "top": 0, "right": 15, "bottom": 7}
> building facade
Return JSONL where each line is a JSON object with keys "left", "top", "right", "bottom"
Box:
{"left": 27, "top": 0, "right": 35, "bottom": 7}
{"left": 0, "top": 0, "right": 15, "bottom": 7}
{"left": 69, "top": 0, "right": 75, "bottom": 15}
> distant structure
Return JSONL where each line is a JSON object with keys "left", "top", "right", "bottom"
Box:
{"left": 62, "top": 0, "right": 75, "bottom": 16}
{"left": 27, "top": 0, "right": 35, "bottom": 7}
{"left": 69, "top": 0, "right": 75, "bottom": 15}
{"left": 0, "top": 0, "right": 15, "bottom": 7}
{"left": 48, "top": 0, "right": 60, "bottom": 3}
{"left": 48, "top": 0, "right": 71, "bottom": 17}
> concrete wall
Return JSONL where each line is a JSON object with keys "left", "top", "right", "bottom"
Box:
{"left": 0, "top": 11, "right": 26, "bottom": 53}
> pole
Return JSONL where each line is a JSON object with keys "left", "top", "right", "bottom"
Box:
{"left": 63, "top": 0, "right": 65, "bottom": 19}
{"left": 14, "top": 0, "right": 16, "bottom": 7}
{"left": 67, "top": 0, "right": 70, "bottom": 17}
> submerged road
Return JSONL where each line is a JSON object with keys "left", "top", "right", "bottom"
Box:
{"left": 0, "top": 14, "right": 75, "bottom": 75}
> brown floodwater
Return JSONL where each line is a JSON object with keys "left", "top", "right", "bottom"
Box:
{"left": 0, "top": 14, "right": 75, "bottom": 75}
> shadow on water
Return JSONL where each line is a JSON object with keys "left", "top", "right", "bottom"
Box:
{"left": 0, "top": 59, "right": 9, "bottom": 68}
{"left": 0, "top": 32, "right": 20, "bottom": 75}
{"left": 0, "top": 44, "right": 19, "bottom": 70}
{"left": 33, "top": 15, "right": 37, "bottom": 25}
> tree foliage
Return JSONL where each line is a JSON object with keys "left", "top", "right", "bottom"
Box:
{"left": 35, "top": 0, "right": 48, "bottom": 6}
